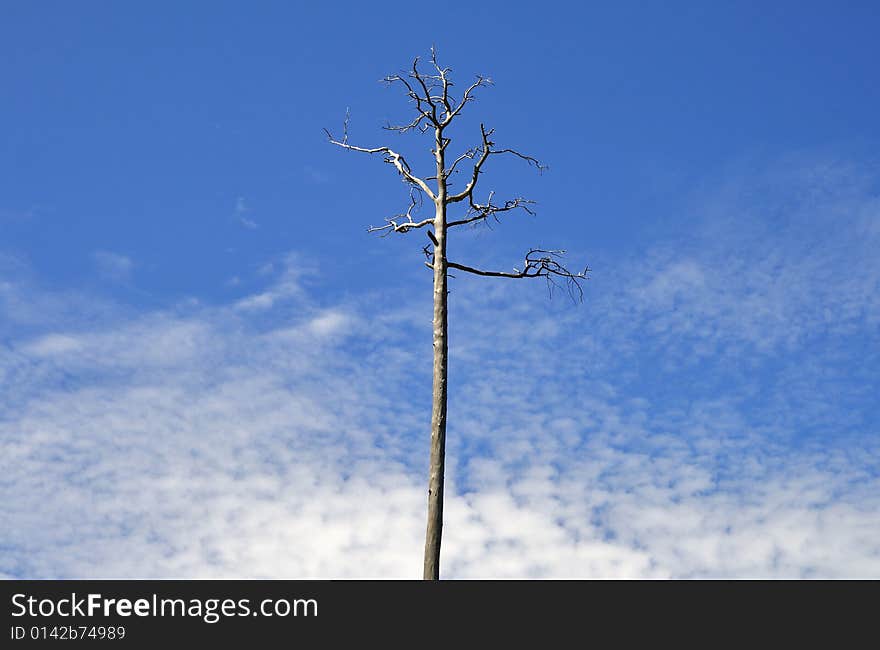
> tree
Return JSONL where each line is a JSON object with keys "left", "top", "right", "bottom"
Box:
{"left": 325, "top": 49, "right": 588, "bottom": 580}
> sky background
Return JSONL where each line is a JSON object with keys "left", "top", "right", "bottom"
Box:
{"left": 2, "top": 1, "right": 879, "bottom": 578}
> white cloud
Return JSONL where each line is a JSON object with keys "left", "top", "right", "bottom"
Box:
{"left": 234, "top": 291, "right": 277, "bottom": 311}
{"left": 235, "top": 197, "right": 259, "bottom": 229}
{"left": 307, "top": 310, "right": 349, "bottom": 337}
{"left": 20, "top": 333, "right": 83, "bottom": 357}
{"left": 16, "top": 318, "right": 211, "bottom": 369}
{"left": 92, "top": 250, "right": 134, "bottom": 283}
{"left": 233, "top": 254, "right": 307, "bottom": 311}
{"left": 1, "top": 157, "right": 878, "bottom": 579}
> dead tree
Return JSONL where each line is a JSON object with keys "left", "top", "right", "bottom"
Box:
{"left": 326, "top": 49, "right": 588, "bottom": 580}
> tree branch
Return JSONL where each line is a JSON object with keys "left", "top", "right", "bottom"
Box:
{"left": 324, "top": 110, "right": 436, "bottom": 199}
{"left": 383, "top": 111, "right": 433, "bottom": 135}
{"left": 441, "top": 249, "right": 590, "bottom": 301}
{"left": 446, "top": 146, "right": 479, "bottom": 178}
{"left": 383, "top": 65, "right": 440, "bottom": 130}
{"left": 367, "top": 190, "right": 434, "bottom": 235}
{"left": 447, "top": 124, "right": 492, "bottom": 203}
{"left": 430, "top": 46, "right": 454, "bottom": 120}
{"left": 447, "top": 191, "right": 536, "bottom": 228}
{"left": 442, "top": 75, "right": 492, "bottom": 126}
{"left": 447, "top": 124, "right": 547, "bottom": 204}
{"left": 409, "top": 57, "right": 440, "bottom": 126}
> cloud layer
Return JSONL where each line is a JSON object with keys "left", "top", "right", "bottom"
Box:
{"left": 1, "top": 158, "right": 878, "bottom": 579}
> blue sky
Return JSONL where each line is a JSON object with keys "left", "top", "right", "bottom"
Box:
{"left": 1, "top": 2, "right": 879, "bottom": 578}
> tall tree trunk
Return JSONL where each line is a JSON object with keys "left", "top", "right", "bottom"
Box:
{"left": 327, "top": 52, "right": 585, "bottom": 580}
{"left": 423, "top": 130, "right": 448, "bottom": 580}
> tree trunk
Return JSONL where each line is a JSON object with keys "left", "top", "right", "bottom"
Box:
{"left": 423, "top": 131, "right": 448, "bottom": 580}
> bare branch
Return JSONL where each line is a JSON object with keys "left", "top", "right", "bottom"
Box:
{"left": 442, "top": 75, "right": 492, "bottom": 126}
{"left": 447, "top": 124, "right": 493, "bottom": 203}
{"left": 445, "top": 249, "right": 590, "bottom": 302}
{"left": 367, "top": 189, "right": 433, "bottom": 235}
{"left": 447, "top": 124, "right": 547, "bottom": 204}
{"left": 380, "top": 53, "right": 457, "bottom": 132}
{"left": 324, "top": 110, "right": 436, "bottom": 199}
{"left": 369, "top": 216, "right": 435, "bottom": 236}
{"left": 446, "top": 146, "right": 479, "bottom": 178}
{"left": 410, "top": 57, "right": 440, "bottom": 126}
{"left": 492, "top": 148, "right": 547, "bottom": 172}
{"left": 383, "top": 112, "right": 433, "bottom": 135}
{"left": 448, "top": 191, "right": 536, "bottom": 228}
{"left": 383, "top": 67, "right": 440, "bottom": 130}
{"left": 429, "top": 45, "right": 456, "bottom": 123}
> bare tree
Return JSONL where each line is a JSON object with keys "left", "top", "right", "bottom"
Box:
{"left": 325, "top": 49, "right": 588, "bottom": 580}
